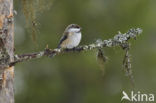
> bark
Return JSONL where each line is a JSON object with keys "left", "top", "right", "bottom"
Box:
{"left": 0, "top": 0, "right": 14, "bottom": 103}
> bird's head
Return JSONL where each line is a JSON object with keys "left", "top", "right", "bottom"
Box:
{"left": 65, "top": 24, "right": 81, "bottom": 33}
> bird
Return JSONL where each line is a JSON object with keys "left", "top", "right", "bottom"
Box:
{"left": 57, "top": 24, "right": 82, "bottom": 49}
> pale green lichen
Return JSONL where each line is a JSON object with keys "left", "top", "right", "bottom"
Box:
{"left": 36, "top": 51, "right": 44, "bottom": 58}
{"left": 103, "top": 39, "right": 113, "bottom": 47}
{"left": 127, "top": 28, "right": 142, "bottom": 38}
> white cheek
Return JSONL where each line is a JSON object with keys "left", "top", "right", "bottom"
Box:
{"left": 69, "top": 28, "right": 80, "bottom": 32}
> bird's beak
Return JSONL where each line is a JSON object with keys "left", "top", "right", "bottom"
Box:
{"left": 80, "top": 27, "right": 82, "bottom": 30}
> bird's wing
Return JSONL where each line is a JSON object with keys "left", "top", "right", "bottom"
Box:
{"left": 57, "top": 32, "right": 68, "bottom": 48}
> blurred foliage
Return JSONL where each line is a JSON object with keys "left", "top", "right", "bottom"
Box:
{"left": 14, "top": 0, "right": 156, "bottom": 103}
{"left": 21, "top": 0, "right": 52, "bottom": 41}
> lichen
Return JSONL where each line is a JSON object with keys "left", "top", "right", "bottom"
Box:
{"left": 21, "top": 0, "right": 52, "bottom": 41}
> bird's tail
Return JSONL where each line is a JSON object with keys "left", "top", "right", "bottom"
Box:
{"left": 57, "top": 45, "right": 61, "bottom": 49}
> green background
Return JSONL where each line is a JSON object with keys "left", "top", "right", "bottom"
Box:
{"left": 14, "top": 0, "right": 156, "bottom": 103}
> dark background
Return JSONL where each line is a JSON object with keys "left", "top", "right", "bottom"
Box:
{"left": 14, "top": 0, "right": 156, "bottom": 103}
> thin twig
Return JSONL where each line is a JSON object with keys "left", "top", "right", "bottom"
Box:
{"left": 8, "top": 28, "right": 142, "bottom": 66}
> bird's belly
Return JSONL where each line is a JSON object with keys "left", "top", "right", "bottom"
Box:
{"left": 67, "top": 33, "right": 81, "bottom": 48}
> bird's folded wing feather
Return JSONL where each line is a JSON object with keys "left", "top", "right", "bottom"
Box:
{"left": 57, "top": 32, "right": 68, "bottom": 48}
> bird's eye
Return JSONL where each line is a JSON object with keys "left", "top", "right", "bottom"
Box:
{"left": 75, "top": 26, "right": 80, "bottom": 28}
{"left": 72, "top": 24, "right": 80, "bottom": 29}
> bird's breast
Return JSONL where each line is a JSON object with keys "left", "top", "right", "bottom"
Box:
{"left": 70, "top": 33, "right": 81, "bottom": 45}
{"left": 63, "top": 32, "right": 81, "bottom": 48}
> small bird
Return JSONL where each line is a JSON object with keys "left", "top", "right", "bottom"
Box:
{"left": 57, "top": 24, "right": 82, "bottom": 49}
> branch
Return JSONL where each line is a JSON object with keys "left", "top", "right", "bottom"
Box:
{"left": 9, "top": 28, "right": 142, "bottom": 66}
